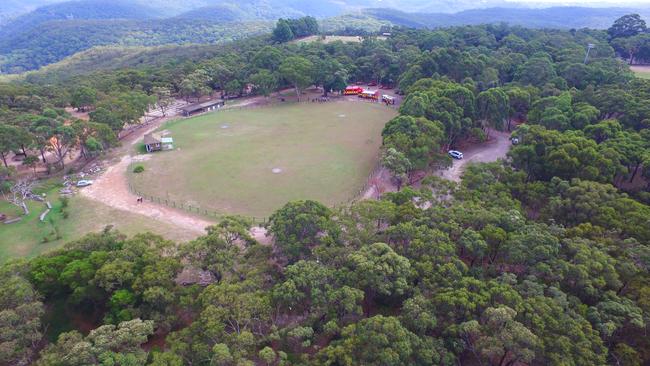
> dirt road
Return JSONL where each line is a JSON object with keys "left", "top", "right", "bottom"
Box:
{"left": 79, "top": 96, "right": 279, "bottom": 242}
{"left": 81, "top": 155, "right": 214, "bottom": 236}
{"left": 436, "top": 130, "right": 512, "bottom": 182}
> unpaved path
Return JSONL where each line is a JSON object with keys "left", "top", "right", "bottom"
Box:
{"left": 79, "top": 90, "right": 401, "bottom": 242}
{"left": 630, "top": 65, "right": 650, "bottom": 73}
{"left": 361, "top": 166, "right": 398, "bottom": 200}
{"left": 81, "top": 155, "right": 214, "bottom": 235}
{"left": 79, "top": 96, "right": 278, "bottom": 242}
{"left": 437, "top": 129, "right": 512, "bottom": 182}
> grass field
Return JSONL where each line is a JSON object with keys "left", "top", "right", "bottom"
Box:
{"left": 634, "top": 71, "right": 650, "bottom": 79}
{"left": 294, "top": 35, "right": 387, "bottom": 44}
{"left": 631, "top": 66, "right": 650, "bottom": 79}
{"left": 129, "top": 101, "right": 396, "bottom": 218}
{"left": 0, "top": 181, "right": 194, "bottom": 262}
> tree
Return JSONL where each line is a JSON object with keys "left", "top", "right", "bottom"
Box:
{"left": 153, "top": 86, "right": 174, "bottom": 117}
{"left": 259, "top": 347, "right": 276, "bottom": 366}
{"left": 505, "top": 87, "right": 531, "bottom": 130}
{"left": 0, "top": 266, "right": 44, "bottom": 366}
{"left": 273, "top": 19, "right": 294, "bottom": 43}
{"left": 519, "top": 296, "right": 607, "bottom": 365}
{"left": 514, "top": 54, "right": 558, "bottom": 88}
{"left": 382, "top": 147, "right": 412, "bottom": 191}
{"left": 0, "top": 124, "right": 20, "bottom": 168}
{"left": 36, "top": 319, "right": 154, "bottom": 366}
{"left": 93, "top": 91, "right": 155, "bottom": 132}
{"left": 89, "top": 107, "right": 122, "bottom": 132}
{"left": 29, "top": 115, "right": 57, "bottom": 164}
{"left": 13, "top": 126, "right": 33, "bottom": 157}
{"left": 180, "top": 69, "right": 211, "bottom": 102}
{"left": 477, "top": 88, "right": 509, "bottom": 134}
{"left": 3, "top": 179, "right": 35, "bottom": 215}
{"left": 348, "top": 243, "right": 411, "bottom": 310}
{"left": 317, "top": 315, "right": 432, "bottom": 366}
{"left": 268, "top": 200, "right": 339, "bottom": 263}
{"left": 459, "top": 306, "right": 539, "bottom": 366}
{"left": 382, "top": 115, "right": 445, "bottom": 169}
{"left": 249, "top": 70, "right": 277, "bottom": 98}
{"left": 73, "top": 121, "right": 116, "bottom": 160}
{"left": 50, "top": 124, "right": 78, "bottom": 170}
{"left": 252, "top": 46, "right": 284, "bottom": 71}
{"left": 279, "top": 56, "right": 313, "bottom": 101}
{"left": 608, "top": 14, "right": 647, "bottom": 40}
{"left": 70, "top": 86, "right": 97, "bottom": 112}
{"left": 23, "top": 155, "right": 39, "bottom": 174}
{"left": 273, "top": 260, "right": 363, "bottom": 320}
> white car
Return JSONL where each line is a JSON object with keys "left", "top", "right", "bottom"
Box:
{"left": 76, "top": 180, "right": 93, "bottom": 187}
{"left": 448, "top": 150, "right": 464, "bottom": 159}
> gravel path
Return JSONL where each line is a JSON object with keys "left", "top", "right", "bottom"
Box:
{"left": 436, "top": 129, "right": 512, "bottom": 182}
{"left": 79, "top": 96, "right": 278, "bottom": 242}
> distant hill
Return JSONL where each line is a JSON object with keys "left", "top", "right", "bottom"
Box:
{"left": 22, "top": 43, "right": 240, "bottom": 83}
{"left": 364, "top": 6, "right": 650, "bottom": 30}
{"left": 3, "top": 2, "right": 650, "bottom": 74}
{"left": 0, "top": 0, "right": 159, "bottom": 38}
{"left": 173, "top": 0, "right": 368, "bottom": 22}
{"left": 0, "top": 18, "right": 273, "bottom": 73}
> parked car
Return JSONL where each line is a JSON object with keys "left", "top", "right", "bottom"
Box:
{"left": 76, "top": 180, "right": 93, "bottom": 187}
{"left": 448, "top": 150, "right": 464, "bottom": 159}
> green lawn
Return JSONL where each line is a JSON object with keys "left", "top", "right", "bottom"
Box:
{"left": 0, "top": 182, "right": 195, "bottom": 263}
{"left": 634, "top": 71, "right": 650, "bottom": 79}
{"left": 294, "top": 35, "right": 387, "bottom": 44}
{"left": 129, "top": 101, "right": 396, "bottom": 218}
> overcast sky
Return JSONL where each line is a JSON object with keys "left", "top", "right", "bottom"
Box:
{"left": 507, "top": 0, "right": 650, "bottom": 4}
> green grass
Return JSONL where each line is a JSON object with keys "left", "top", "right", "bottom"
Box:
{"left": 129, "top": 101, "right": 396, "bottom": 218}
{"left": 294, "top": 35, "right": 387, "bottom": 44}
{"left": 634, "top": 71, "right": 650, "bottom": 79}
{"left": 0, "top": 182, "right": 196, "bottom": 263}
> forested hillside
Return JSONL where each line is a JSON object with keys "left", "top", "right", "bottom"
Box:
{"left": 365, "top": 6, "right": 650, "bottom": 30}
{"left": 0, "top": 19, "right": 274, "bottom": 73}
{"left": 0, "top": 0, "right": 159, "bottom": 38}
{"left": 2, "top": 13, "right": 650, "bottom": 365}
{"left": 3, "top": 1, "right": 650, "bottom": 74}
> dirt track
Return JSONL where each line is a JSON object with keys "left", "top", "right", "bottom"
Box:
{"left": 630, "top": 65, "right": 650, "bottom": 73}
{"left": 436, "top": 129, "right": 512, "bottom": 182}
{"left": 79, "top": 92, "right": 508, "bottom": 244}
{"left": 79, "top": 96, "right": 276, "bottom": 242}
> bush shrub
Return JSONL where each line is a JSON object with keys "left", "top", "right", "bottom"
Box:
{"left": 133, "top": 165, "right": 145, "bottom": 173}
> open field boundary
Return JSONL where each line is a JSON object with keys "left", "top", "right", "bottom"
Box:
{"left": 127, "top": 160, "right": 384, "bottom": 225}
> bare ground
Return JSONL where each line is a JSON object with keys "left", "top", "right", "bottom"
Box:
{"left": 79, "top": 96, "right": 282, "bottom": 242}
{"left": 630, "top": 65, "right": 650, "bottom": 73}
{"left": 436, "top": 129, "right": 512, "bottom": 182}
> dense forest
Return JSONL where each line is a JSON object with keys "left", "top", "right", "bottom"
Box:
{"left": 2, "top": 0, "right": 650, "bottom": 73}
{"left": 2, "top": 13, "right": 650, "bottom": 366}
{"left": 365, "top": 7, "right": 650, "bottom": 30}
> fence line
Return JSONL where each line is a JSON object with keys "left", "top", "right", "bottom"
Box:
{"left": 126, "top": 166, "right": 268, "bottom": 226}
{"left": 126, "top": 95, "right": 392, "bottom": 221}
{"left": 127, "top": 159, "right": 386, "bottom": 224}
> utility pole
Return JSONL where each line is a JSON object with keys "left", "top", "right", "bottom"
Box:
{"left": 584, "top": 43, "right": 595, "bottom": 64}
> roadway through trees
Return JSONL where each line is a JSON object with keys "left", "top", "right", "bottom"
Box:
{"left": 80, "top": 94, "right": 511, "bottom": 243}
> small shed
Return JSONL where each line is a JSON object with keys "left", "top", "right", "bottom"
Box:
{"left": 144, "top": 133, "right": 173, "bottom": 152}
{"left": 161, "top": 137, "right": 174, "bottom": 150}
{"left": 180, "top": 100, "right": 225, "bottom": 117}
{"left": 144, "top": 133, "right": 161, "bottom": 152}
